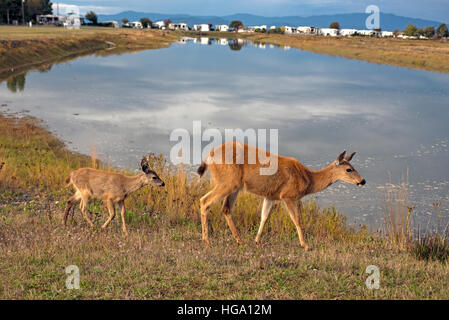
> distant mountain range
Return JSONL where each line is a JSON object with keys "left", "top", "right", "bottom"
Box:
{"left": 97, "top": 11, "right": 445, "bottom": 31}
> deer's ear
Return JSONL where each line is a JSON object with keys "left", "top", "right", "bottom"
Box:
{"left": 345, "top": 152, "right": 356, "bottom": 162}
{"left": 336, "top": 150, "right": 346, "bottom": 165}
{"left": 141, "top": 156, "right": 150, "bottom": 174}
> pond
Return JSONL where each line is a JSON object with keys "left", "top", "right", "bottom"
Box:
{"left": 1, "top": 36, "right": 449, "bottom": 230}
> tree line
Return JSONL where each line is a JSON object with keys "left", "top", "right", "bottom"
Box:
{"left": 0, "top": 0, "right": 52, "bottom": 24}
{"left": 399, "top": 23, "right": 448, "bottom": 38}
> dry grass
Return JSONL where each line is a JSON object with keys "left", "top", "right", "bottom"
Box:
{"left": 0, "top": 26, "right": 179, "bottom": 75}
{"left": 1, "top": 113, "right": 448, "bottom": 299}
{"left": 183, "top": 31, "right": 449, "bottom": 74}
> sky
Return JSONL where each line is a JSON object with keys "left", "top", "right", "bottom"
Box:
{"left": 52, "top": 0, "right": 449, "bottom": 23}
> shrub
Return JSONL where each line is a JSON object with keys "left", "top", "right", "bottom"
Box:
{"left": 410, "top": 234, "right": 449, "bottom": 262}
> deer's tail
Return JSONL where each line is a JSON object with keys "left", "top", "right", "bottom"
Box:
{"left": 197, "top": 162, "right": 208, "bottom": 177}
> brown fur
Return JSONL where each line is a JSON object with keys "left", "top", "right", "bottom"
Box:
{"left": 198, "top": 141, "right": 365, "bottom": 249}
{"left": 64, "top": 157, "right": 164, "bottom": 236}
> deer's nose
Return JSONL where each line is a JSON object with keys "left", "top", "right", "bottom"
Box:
{"left": 161, "top": 182, "right": 165, "bottom": 187}
{"left": 358, "top": 179, "right": 366, "bottom": 186}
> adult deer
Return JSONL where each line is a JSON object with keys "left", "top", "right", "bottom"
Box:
{"left": 197, "top": 142, "right": 366, "bottom": 250}
{"left": 63, "top": 156, "right": 165, "bottom": 236}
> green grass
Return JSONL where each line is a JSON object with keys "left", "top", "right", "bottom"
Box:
{"left": 0, "top": 113, "right": 448, "bottom": 299}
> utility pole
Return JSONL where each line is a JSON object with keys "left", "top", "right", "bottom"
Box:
{"left": 21, "top": 0, "right": 25, "bottom": 25}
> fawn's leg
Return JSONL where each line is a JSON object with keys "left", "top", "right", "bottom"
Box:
{"left": 63, "top": 193, "right": 80, "bottom": 226}
{"left": 118, "top": 200, "right": 128, "bottom": 236}
{"left": 101, "top": 199, "right": 116, "bottom": 229}
{"left": 80, "top": 194, "right": 94, "bottom": 227}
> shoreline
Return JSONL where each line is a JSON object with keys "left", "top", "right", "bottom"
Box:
{"left": 0, "top": 112, "right": 448, "bottom": 299}
{"left": 0, "top": 26, "right": 180, "bottom": 77}
{"left": 1, "top": 26, "right": 448, "bottom": 77}
{"left": 181, "top": 31, "right": 449, "bottom": 74}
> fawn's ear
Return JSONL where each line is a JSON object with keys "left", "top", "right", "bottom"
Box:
{"left": 344, "top": 152, "right": 356, "bottom": 162}
{"left": 336, "top": 150, "right": 346, "bottom": 165}
{"left": 141, "top": 156, "right": 150, "bottom": 174}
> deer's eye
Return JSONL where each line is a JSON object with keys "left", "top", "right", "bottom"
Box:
{"left": 346, "top": 168, "right": 353, "bottom": 173}
{"left": 152, "top": 176, "right": 158, "bottom": 180}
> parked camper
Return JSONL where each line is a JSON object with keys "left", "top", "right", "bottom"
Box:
{"left": 169, "top": 23, "right": 189, "bottom": 31}
{"left": 130, "top": 21, "right": 143, "bottom": 29}
{"left": 358, "top": 29, "right": 381, "bottom": 37}
{"left": 297, "top": 26, "right": 317, "bottom": 35}
{"left": 216, "top": 25, "right": 229, "bottom": 32}
{"left": 193, "top": 24, "right": 210, "bottom": 32}
{"left": 153, "top": 21, "right": 166, "bottom": 29}
{"left": 381, "top": 31, "right": 394, "bottom": 37}
{"left": 283, "top": 26, "right": 296, "bottom": 34}
{"left": 340, "top": 29, "right": 357, "bottom": 36}
{"left": 320, "top": 28, "right": 339, "bottom": 36}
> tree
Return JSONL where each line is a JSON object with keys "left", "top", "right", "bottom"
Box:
{"left": 329, "top": 21, "right": 340, "bottom": 29}
{"left": 417, "top": 28, "right": 425, "bottom": 37}
{"left": 140, "top": 17, "right": 152, "bottom": 28}
{"left": 229, "top": 20, "right": 243, "bottom": 32}
{"left": 1, "top": 0, "right": 51, "bottom": 24}
{"left": 436, "top": 23, "right": 449, "bottom": 38}
{"left": 121, "top": 18, "right": 128, "bottom": 25}
{"left": 26, "top": 0, "right": 52, "bottom": 21}
{"left": 403, "top": 24, "right": 418, "bottom": 37}
{"left": 423, "top": 26, "right": 435, "bottom": 38}
{"left": 85, "top": 11, "right": 98, "bottom": 25}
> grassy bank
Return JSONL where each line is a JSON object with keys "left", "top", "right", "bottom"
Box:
{"left": 0, "top": 113, "right": 448, "bottom": 299}
{"left": 0, "top": 26, "right": 179, "bottom": 75}
{"left": 183, "top": 31, "right": 449, "bottom": 74}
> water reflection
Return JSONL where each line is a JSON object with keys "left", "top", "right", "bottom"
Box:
{"left": 178, "top": 37, "right": 292, "bottom": 51}
{"left": 1, "top": 37, "right": 449, "bottom": 229}
{"left": 3, "top": 64, "right": 54, "bottom": 93}
{"left": 6, "top": 74, "right": 25, "bottom": 92}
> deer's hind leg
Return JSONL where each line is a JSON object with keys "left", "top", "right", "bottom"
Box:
{"left": 255, "top": 198, "right": 274, "bottom": 245}
{"left": 63, "top": 192, "right": 81, "bottom": 226}
{"left": 222, "top": 190, "right": 242, "bottom": 244}
{"left": 200, "top": 185, "right": 239, "bottom": 246}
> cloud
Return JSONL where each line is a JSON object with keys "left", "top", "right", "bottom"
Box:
{"left": 52, "top": 3, "right": 122, "bottom": 15}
